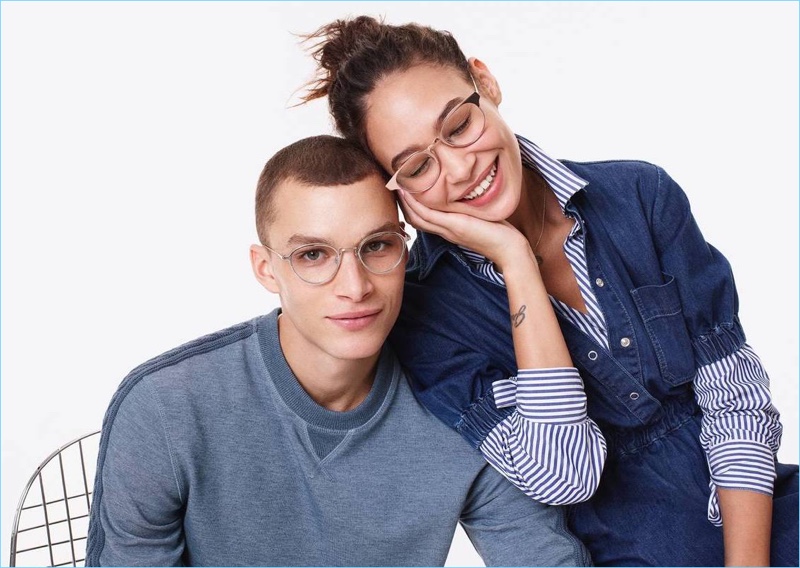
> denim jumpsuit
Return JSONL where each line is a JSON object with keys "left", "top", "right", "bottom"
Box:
{"left": 389, "top": 153, "right": 798, "bottom": 566}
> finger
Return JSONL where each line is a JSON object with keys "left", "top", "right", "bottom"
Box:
{"left": 398, "top": 191, "right": 455, "bottom": 228}
{"left": 398, "top": 193, "right": 459, "bottom": 241}
{"left": 398, "top": 191, "right": 439, "bottom": 233}
{"left": 399, "top": 190, "right": 498, "bottom": 246}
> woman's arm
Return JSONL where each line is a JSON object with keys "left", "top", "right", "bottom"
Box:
{"left": 719, "top": 488, "right": 772, "bottom": 566}
{"left": 398, "top": 190, "right": 569, "bottom": 368}
{"left": 646, "top": 165, "right": 782, "bottom": 562}
{"left": 397, "top": 190, "right": 606, "bottom": 504}
{"left": 693, "top": 345, "right": 781, "bottom": 566}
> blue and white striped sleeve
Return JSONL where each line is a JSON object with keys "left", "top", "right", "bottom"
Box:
{"left": 480, "top": 367, "right": 607, "bottom": 505}
{"left": 693, "top": 344, "right": 782, "bottom": 526}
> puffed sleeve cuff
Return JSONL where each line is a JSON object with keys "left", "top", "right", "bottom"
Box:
{"left": 482, "top": 368, "right": 606, "bottom": 504}
{"left": 705, "top": 440, "right": 777, "bottom": 526}
{"left": 692, "top": 317, "right": 746, "bottom": 368}
{"left": 480, "top": 413, "right": 607, "bottom": 505}
{"left": 493, "top": 367, "right": 588, "bottom": 424}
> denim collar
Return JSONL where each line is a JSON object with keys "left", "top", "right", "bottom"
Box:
{"left": 412, "top": 136, "right": 588, "bottom": 280}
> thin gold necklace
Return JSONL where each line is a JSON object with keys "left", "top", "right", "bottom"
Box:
{"left": 532, "top": 181, "right": 547, "bottom": 266}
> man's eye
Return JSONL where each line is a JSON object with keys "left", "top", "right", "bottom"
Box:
{"left": 294, "top": 248, "right": 331, "bottom": 264}
{"left": 362, "top": 240, "right": 388, "bottom": 254}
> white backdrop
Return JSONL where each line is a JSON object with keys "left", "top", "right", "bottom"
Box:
{"left": 2, "top": 2, "right": 797, "bottom": 566}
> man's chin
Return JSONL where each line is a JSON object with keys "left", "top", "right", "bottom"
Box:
{"left": 330, "top": 335, "right": 387, "bottom": 363}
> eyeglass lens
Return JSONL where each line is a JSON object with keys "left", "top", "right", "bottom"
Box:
{"left": 396, "top": 97, "right": 485, "bottom": 193}
{"left": 288, "top": 232, "right": 406, "bottom": 284}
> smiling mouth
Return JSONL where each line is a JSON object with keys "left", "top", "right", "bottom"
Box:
{"left": 461, "top": 162, "right": 497, "bottom": 201}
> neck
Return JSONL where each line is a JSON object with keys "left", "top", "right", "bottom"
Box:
{"left": 277, "top": 316, "right": 378, "bottom": 412}
{"left": 507, "top": 167, "right": 552, "bottom": 245}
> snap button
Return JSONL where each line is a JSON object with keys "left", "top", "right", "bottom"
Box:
{"left": 588, "top": 350, "right": 598, "bottom": 361}
{"left": 620, "top": 337, "right": 631, "bottom": 348}
{"left": 595, "top": 278, "right": 604, "bottom": 287}
{"left": 629, "top": 392, "right": 640, "bottom": 400}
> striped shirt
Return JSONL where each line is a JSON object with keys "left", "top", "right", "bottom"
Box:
{"left": 468, "top": 136, "right": 781, "bottom": 524}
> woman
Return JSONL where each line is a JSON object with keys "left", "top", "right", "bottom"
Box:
{"left": 300, "top": 16, "right": 798, "bottom": 566}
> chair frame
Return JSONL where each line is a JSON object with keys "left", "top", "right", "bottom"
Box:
{"left": 10, "top": 430, "right": 101, "bottom": 567}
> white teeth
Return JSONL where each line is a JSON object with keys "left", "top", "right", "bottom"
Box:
{"left": 462, "top": 164, "right": 497, "bottom": 201}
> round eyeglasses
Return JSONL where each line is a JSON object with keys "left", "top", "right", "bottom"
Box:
{"left": 263, "top": 231, "right": 410, "bottom": 285}
{"left": 385, "top": 91, "right": 486, "bottom": 194}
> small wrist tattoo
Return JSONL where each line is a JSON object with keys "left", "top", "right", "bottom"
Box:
{"left": 511, "top": 305, "right": 527, "bottom": 328}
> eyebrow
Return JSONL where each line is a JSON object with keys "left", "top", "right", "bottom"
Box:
{"left": 285, "top": 221, "right": 402, "bottom": 248}
{"left": 390, "top": 96, "right": 464, "bottom": 172}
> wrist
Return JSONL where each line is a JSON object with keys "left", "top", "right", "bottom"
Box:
{"left": 493, "top": 237, "right": 538, "bottom": 275}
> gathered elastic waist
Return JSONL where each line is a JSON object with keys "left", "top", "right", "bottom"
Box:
{"left": 601, "top": 393, "right": 700, "bottom": 457}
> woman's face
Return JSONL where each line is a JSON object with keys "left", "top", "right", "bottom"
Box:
{"left": 365, "top": 63, "right": 523, "bottom": 222}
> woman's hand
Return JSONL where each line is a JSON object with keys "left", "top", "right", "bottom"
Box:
{"left": 398, "top": 190, "right": 533, "bottom": 272}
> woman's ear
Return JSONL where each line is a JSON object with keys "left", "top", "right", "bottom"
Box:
{"left": 250, "top": 244, "right": 281, "bottom": 294}
{"left": 468, "top": 57, "right": 502, "bottom": 106}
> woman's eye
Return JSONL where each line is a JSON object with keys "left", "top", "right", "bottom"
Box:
{"left": 448, "top": 117, "right": 471, "bottom": 137}
{"left": 407, "top": 157, "right": 431, "bottom": 178}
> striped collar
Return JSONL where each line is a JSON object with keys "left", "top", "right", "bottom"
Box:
{"left": 515, "top": 135, "right": 587, "bottom": 213}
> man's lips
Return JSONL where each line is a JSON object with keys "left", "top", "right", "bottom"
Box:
{"left": 327, "top": 310, "right": 382, "bottom": 330}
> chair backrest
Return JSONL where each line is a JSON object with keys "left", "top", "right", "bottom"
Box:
{"left": 10, "top": 431, "right": 101, "bottom": 567}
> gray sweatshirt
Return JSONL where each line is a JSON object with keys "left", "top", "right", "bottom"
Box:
{"left": 86, "top": 309, "right": 590, "bottom": 566}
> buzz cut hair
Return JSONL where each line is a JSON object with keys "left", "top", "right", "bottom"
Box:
{"left": 255, "top": 135, "right": 388, "bottom": 245}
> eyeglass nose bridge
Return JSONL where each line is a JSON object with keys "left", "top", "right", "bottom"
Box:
{"left": 328, "top": 245, "right": 370, "bottom": 279}
{"left": 425, "top": 136, "right": 443, "bottom": 154}
{"left": 417, "top": 136, "right": 448, "bottom": 173}
{"left": 333, "top": 245, "right": 361, "bottom": 264}
{"left": 424, "top": 133, "right": 467, "bottom": 157}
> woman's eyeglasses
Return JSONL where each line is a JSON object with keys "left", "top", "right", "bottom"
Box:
{"left": 385, "top": 91, "right": 486, "bottom": 194}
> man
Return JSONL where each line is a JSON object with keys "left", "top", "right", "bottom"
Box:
{"left": 85, "top": 135, "right": 590, "bottom": 566}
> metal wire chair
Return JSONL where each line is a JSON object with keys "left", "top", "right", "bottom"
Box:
{"left": 10, "top": 431, "right": 101, "bottom": 567}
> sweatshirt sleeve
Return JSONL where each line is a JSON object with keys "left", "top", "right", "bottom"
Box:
{"left": 460, "top": 461, "right": 592, "bottom": 566}
{"left": 85, "top": 379, "right": 185, "bottom": 566}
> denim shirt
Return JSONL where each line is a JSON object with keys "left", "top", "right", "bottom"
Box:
{"left": 389, "top": 158, "right": 747, "bottom": 446}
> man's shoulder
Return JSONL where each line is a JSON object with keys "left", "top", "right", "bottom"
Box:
{"left": 106, "top": 314, "right": 272, "bottom": 420}
{"left": 132, "top": 316, "right": 262, "bottom": 381}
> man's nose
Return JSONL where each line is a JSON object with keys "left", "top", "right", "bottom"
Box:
{"left": 332, "top": 249, "right": 373, "bottom": 301}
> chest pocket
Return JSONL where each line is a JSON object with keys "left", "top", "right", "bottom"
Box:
{"left": 630, "top": 274, "right": 696, "bottom": 386}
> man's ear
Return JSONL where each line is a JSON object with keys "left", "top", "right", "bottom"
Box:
{"left": 468, "top": 57, "right": 502, "bottom": 106}
{"left": 250, "top": 244, "right": 281, "bottom": 294}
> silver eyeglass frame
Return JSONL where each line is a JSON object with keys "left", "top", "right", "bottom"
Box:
{"left": 262, "top": 230, "right": 410, "bottom": 285}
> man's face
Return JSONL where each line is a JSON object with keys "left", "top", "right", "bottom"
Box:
{"left": 252, "top": 174, "right": 406, "bottom": 366}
